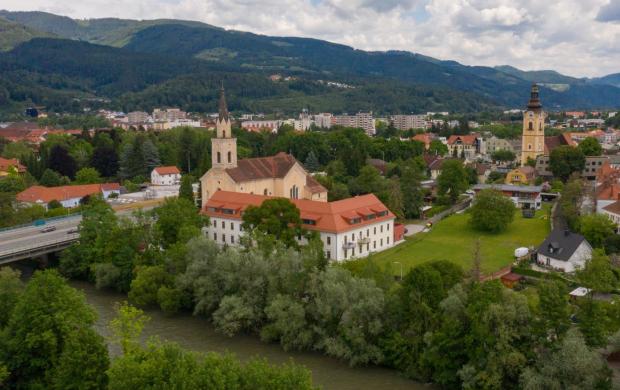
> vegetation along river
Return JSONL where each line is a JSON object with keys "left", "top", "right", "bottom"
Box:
{"left": 70, "top": 280, "right": 431, "bottom": 390}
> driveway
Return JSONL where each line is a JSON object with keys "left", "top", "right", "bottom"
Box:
{"left": 404, "top": 224, "right": 426, "bottom": 237}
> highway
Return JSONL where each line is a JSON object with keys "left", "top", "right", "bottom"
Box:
{"left": 0, "top": 205, "right": 159, "bottom": 264}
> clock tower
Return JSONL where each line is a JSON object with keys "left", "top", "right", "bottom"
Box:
{"left": 520, "top": 84, "right": 545, "bottom": 166}
{"left": 211, "top": 86, "right": 237, "bottom": 170}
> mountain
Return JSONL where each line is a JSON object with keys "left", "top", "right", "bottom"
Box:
{"left": 589, "top": 73, "right": 620, "bottom": 89}
{"left": 0, "top": 10, "right": 619, "bottom": 116}
{"left": 0, "top": 16, "right": 53, "bottom": 51}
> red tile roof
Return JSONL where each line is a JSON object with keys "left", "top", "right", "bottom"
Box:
{"left": 203, "top": 191, "right": 394, "bottom": 233}
{"left": 306, "top": 175, "right": 327, "bottom": 194}
{"left": 412, "top": 133, "right": 433, "bottom": 148}
{"left": 447, "top": 134, "right": 478, "bottom": 145}
{"left": 0, "top": 157, "right": 26, "bottom": 173}
{"left": 16, "top": 183, "right": 119, "bottom": 203}
{"left": 153, "top": 166, "right": 181, "bottom": 175}
{"left": 603, "top": 200, "right": 620, "bottom": 215}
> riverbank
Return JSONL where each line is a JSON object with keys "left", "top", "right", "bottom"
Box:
{"left": 70, "top": 280, "right": 432, "bottom": 390}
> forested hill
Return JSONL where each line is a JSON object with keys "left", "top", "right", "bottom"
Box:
{"left": 0, "top": 10, "right": 619, "bottom": 115}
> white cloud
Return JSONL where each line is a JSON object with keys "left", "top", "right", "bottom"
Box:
{"left": 2, "top": 0, "right": 619, "bottom": 77}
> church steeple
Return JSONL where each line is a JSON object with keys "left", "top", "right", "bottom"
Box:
{"left": 212, "top": 83, "right": 237, "bottom": 169}
{"left": 527, "top": 83, "right": 542, "bottom": 110}
{"left": 218, "top": 85, "right": 230, "bottom": 123}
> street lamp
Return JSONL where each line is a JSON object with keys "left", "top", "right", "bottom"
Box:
{"left": 393, "top": 261, "right": 403, "bottom": 281}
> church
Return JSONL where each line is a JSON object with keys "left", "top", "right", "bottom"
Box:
{"left": 200, "top": 87, "right": 328, "bottom": 207}
{"left": 520, "top": 84, "right": 546, "bottom": 166}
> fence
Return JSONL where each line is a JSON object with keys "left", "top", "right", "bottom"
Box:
{"left": 427, "top": 198, "right": 472, "bottom": 224}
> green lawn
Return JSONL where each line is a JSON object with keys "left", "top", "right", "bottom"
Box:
{"left": 373, "top": 204, "right": 551, "bottom": 275}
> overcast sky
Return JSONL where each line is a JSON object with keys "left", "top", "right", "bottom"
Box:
{"left": 3, "top": 0, "right": 619, "bottom": 77}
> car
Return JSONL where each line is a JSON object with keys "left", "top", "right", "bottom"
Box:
{"left": 67, "top": 228, "right": 79, "bottom": 234}
{"left": 40, "top": 226, "right": 57, "bottom": 233}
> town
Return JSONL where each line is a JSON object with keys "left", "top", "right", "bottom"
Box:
{"left": 1, "top": 5, "right": 620, "bottom": 390}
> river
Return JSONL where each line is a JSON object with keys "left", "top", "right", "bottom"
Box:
{"left": 70, "top": 280, "right": 430, "bottom": 390}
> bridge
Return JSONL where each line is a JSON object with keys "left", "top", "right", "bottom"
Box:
{"left": 0, "top": 216, "right": 82, "bottom": 265}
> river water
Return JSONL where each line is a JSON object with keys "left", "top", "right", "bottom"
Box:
{"left": 70, "top": 280, "right": 430, "bottom": 390}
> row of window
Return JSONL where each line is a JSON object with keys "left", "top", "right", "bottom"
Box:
{"left": 212, "top": 219, "right": 243, "bottom": 231}
{"left": 213, "top": 232, "right": 235, "bottom": 244}
{"left": 343, "top": 237, "right": 390, "bottom": 259}
{"left": 343, "top": 224, "right": 390, "bottom": 243}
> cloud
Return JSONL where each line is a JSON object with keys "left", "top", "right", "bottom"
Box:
{"left": 1, "top": 0, "right": 619, "bottom": 77}
{"left": 597, "top": 1, "right": 620, "bottom": 22}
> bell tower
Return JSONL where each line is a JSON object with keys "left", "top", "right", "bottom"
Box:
{"left": 520, "top": 84, "right": 546, "bottom": 166}
{"left": 211, "top": 85, "right": 237, "bottom": 169}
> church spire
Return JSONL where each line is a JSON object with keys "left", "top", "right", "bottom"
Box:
{"left": 527, "top": 83, "right": 542, "bottom": 110}
{"left": 218, "top": 84, "right": 229, "bottom": 122}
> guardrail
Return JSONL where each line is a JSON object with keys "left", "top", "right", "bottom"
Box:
{"left": 0, "top": 213, "right": 82, "bottom": 233}
{"left": 0, "top": 234, "right": 80, "bottom": 263}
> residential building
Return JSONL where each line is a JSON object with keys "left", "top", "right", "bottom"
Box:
{"left": 16, "top": 183, "right": 120, "bottom": 209}
{"left": 294, "top": 109, "right": 313, "bottom": 131}
{"left": 536, "top": 228, "right": 593, "bottom": 273}
{"left": 152, "top": 108, "right": 187, "bottom": 122}
{"left": 472, "top": 184, "right": 542, "bottom": 210}
{"left": 313, "top": 113, "right": 333, "bottom": 129}
{"left": 467, "top": 162, "right": 491, "bottom": 184}
{"left": 390, "top": 115, "right": 428, "bottom": 130}
{"left": 602, "top": 201, "right": 620, "bottom": 232}
{"left": 202, "top": 191, "right": 397, "bottom": 261}
{"left": 447, "top": 134, "right": 483, "bottom": 161}
{"left": 521, "top": 84, "right": 546, "bottom": 165}
{"left": 332, "top": 112, "right": 376, "bottom": 136}
{"left": 485, "top": 136, "right": 516, "bottom": 155}
{"left": 200, "top": 87, "right": 327, "bottom": 206}
{"left": 241, "top": 120, "right": 282, "bottom": 133}
{"left": 0, "top": 157, "right": 26, "bottom": 176}
{"left": 536, "top": 155, "right": 607, "bottom": 180}
{"left": 151, "top": 166, "right": 181, "bottom": 185}
{"left": 505, "top": 166, "right": 536, "bottom": 185}
{"left": 127, "top": 111, "right": 150, "bottom": 124}
{"left": 412, "top": 133, "right": 435, "bottom": 150}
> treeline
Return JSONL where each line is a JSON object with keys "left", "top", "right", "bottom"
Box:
{"left": 49, "top": 197, "right": 620, "bottom": 388}
{"left": 0, "top": 268, "right": 316, "bottom": 389}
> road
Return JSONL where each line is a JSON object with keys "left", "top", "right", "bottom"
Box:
{"left": 0, "top": 204, "right": 160, "bottom": 261}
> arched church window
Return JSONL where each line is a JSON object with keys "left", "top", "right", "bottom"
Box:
{"left": 264, "top": 188, "right": 268, "bottom": 195}
{"left": 227, "top": 151, "right": 231, "bottom": 163}
{"left": 528, "top": 144, "right": 532, "bottom": 150}
{"left": 223, "top": 130, "right": 226, "bottom": 138}
{"left": 528, "top": 122, "right": 533, "bottom": 130}
{"left": 217, "top": 152, "right": 221, "bottom": 163}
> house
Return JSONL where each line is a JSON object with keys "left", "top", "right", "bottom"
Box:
{"left": 536, "top": 228, "right": 593, "bottom": 272}
{"left": 16, "top": 183, "right": 120, "bottom": 209}
{"left": 505, "top": 166, "right": 535, "bottom": 185}
{"left": 602, "top": 201, "right": 620, "bottom": 232}
{"left": 466, "top": 162, "right": 491, "bottom": 183}
{"left": 200, "top": 87, "right": 327, "bottom": 206}
{"left": 0, "top": 157, "right": 26, "bottom": 176}
{"left": 500, "top": 273, "right": 523, "bottom": 289}
{"left": 151, "top": 166, "right": 181, "bottom": 185}
{"left": 202, "top": 191, "right": 396, "bottom": 262}
{"left": 472, "top": 184, "right": 542, "bottom": 210}
{"left": 447, "top": 134, "right": 483, "bottom": 161}
{"left": 536, "top": 155, "right": 607, "bottom": 180}
{"left": 412, "top": 133, "right": 434, "bottom": 150}
{"left": 427, "top": 157, "right": 447, "bottom": 180}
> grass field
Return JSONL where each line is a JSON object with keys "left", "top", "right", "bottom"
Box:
{"left": 372, "top": 204, "right": 551, "bottom": 275}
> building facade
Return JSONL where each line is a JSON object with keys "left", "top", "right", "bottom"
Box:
{"left": 472, "top": 184, "right": 542, "bottom": 210}
{"left": 151, "top": 166, "right": 181, "bottom": 185}
{"left": 521, "top": 84, "right": 546, "bottom": 165}
{"left": 200, "top": 87, "right": 327, "bottom": 207}
{"left": 390, "top": 115, "right": 428, "bottom": 130}
{"left": 203, "top": 191, "right": 397, "bottom": 261}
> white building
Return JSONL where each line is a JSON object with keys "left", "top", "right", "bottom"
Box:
{"left": 151, "top": 166, "right": 181, "bottom": 186}
{"left": 127, "top": 111, "right": 150, "bottom": 124}
{"left": 536, "top": 228, "right": 593, "bottom": 273}
{"left": 16, "top": 183, "right": 120, "bottom": 209}
{"left": 153, "top": 108, "right": 187, "bottom": 122}
{"left": 314, "top": 113, "right": 333, "bottom": 129}
{"left": 202, "top": 191, "right": 401, "bottom": 261}
{"left": 241, "top": 120, "right": 283, "bottom": 133}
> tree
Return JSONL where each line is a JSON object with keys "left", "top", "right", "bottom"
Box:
{"left": 428, "top": 139, "right": 448, "bottom": 156}
{"left": 578, "top": 137, "right": 602, "bottom": 156}
{"left": 578, "top": 249, "right": 617, "bottom": 293}
{"left": 549, "top": 146, "right": 585, "bottom": 182}
{"left": 39, "top": 168, "right": 68, "bottom": 187}
{"left": 383, "top": 177, "right": 404, "bottom": 219}
{"left": 560, "top": 179, "right": 583, "bottom": 231}
{"left": 48, "top": 145, "right": 77, "bottom": 179}
{"left": 75, "top": 167, "right": 102, "bottom": 184}
{"left": 304, "top": 150, "right": 321, "bottom": 172}
{"left": 178, "top": 174, "right": 194, "bottom": 203}
{"left": 109, "top": 302, "right": 150, "bottom": 355}
{"left": 437, "top": 159, "right": 469, "bottom": 204}
{"left": 2, "top": 270, "right": 108, "bottom": 389}
{"left": 348, "top": 165, "right": 385, "bottom": 195}
{"left": 128, "top": 266, "right": 174, "bottom": 307}
{"left": 491, "top": 149, "right": 516, "bottom": 162}
{"left": 0, "top": 267, "right": 23, "bottom": 328}
{"left": 400, "top": 159, "right": 425, "bottom": 219}
{"left": 154, "top": 197, "right": 204, "bottom": 248}
{"left": 243, "top": 198, "right": 304, "bottom": 249}
{"left": 520, "top": 329, "right": 610, "bottom": 389}
{"left": 536, "top": 280, "right": 570, "bottom": 341}
{"left": 469, "top": 189, "right": 515, "bottom": 232}
{"left": 579, "top": 213, "right": 615, "bottom": 248}
{"left": 91, "top": 145, "right": 119, "bottom": 178}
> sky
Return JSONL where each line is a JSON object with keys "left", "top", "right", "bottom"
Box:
{"left": 3, "top": 0, "right": 620, "bottom": 78}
